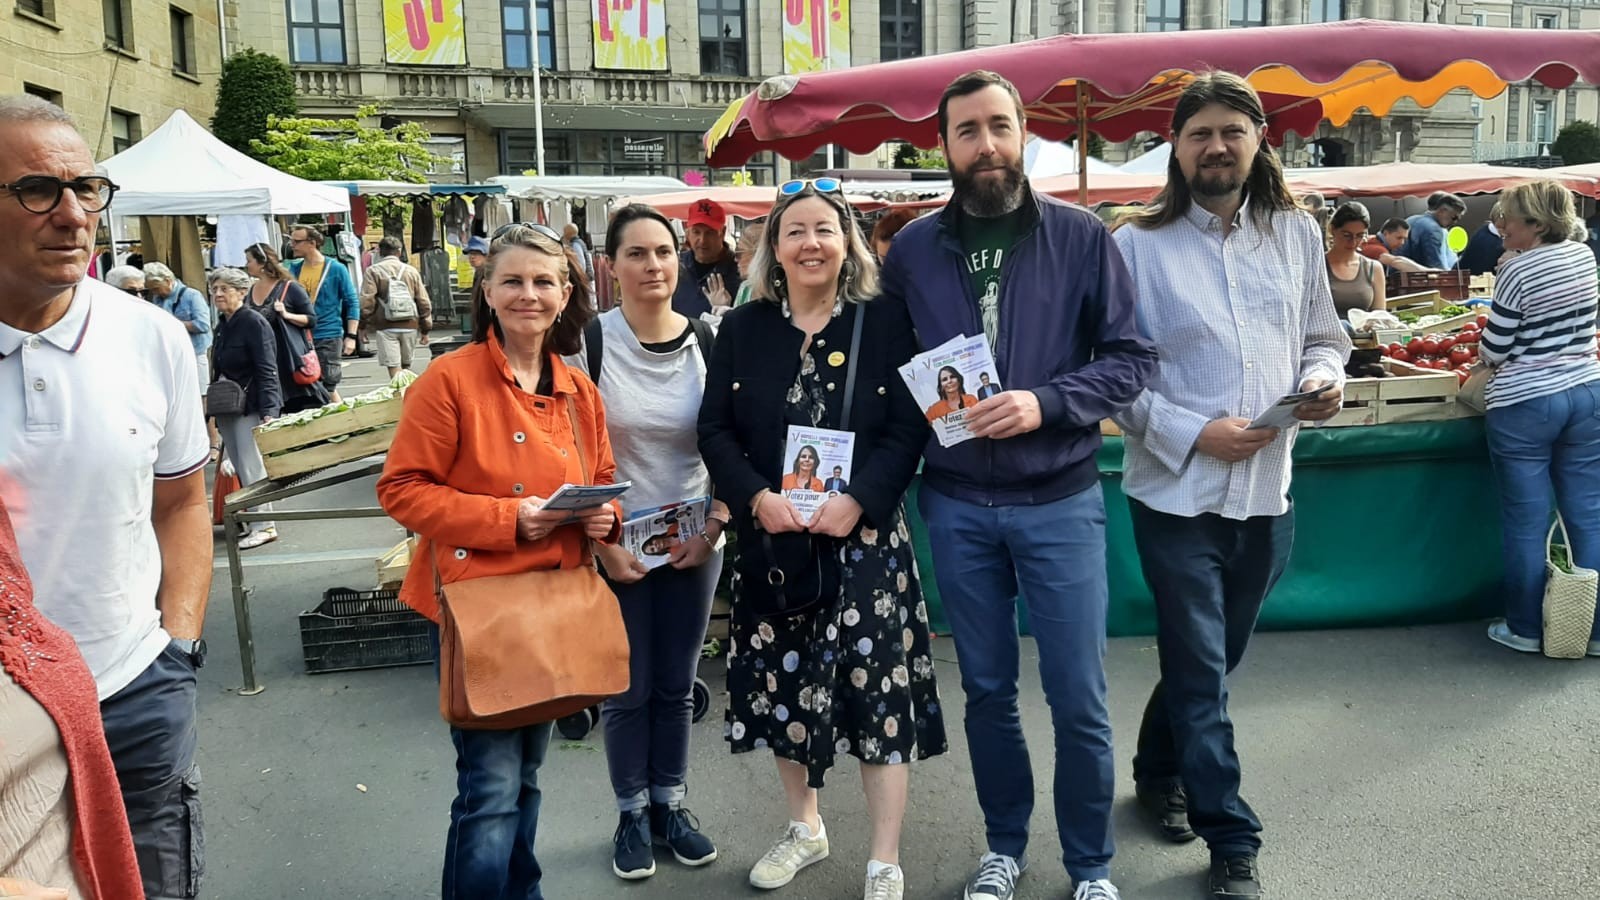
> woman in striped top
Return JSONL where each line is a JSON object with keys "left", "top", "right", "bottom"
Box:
{"left": 1478, "top": 180, "right": 1600, "bottom": 655}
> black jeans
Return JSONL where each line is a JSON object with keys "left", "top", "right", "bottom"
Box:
{"left": 100, "top": 641, "right": 203, "bottom": 899}
{"left": 1128, "top": 499, "right": 1293, "bottom": 858}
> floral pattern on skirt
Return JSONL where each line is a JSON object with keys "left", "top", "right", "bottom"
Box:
{"left": 724, "top": 510, "right": 947, "bottom": 788}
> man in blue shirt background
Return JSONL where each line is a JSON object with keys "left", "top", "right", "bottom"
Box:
{"left": 287, "top": 223, "right": 360, "bottom": 403}
{"left": 1398, "top": 190, "right": 1466, "bottom": 269}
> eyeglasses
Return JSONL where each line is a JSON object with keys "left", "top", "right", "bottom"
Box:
{"left": 492, "top": 222, "right": 562, "bottom": 243}
{"left": 1335, "top": 230, "right": 1368, "bottom": 242}
{"left": 0, "top": 174, "right": 118, "bottom": 214}
{"left": 778, "top": 178, "right": 843, "bottom": 198}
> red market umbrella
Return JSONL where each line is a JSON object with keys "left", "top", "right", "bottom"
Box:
{"left": 1288, "top": 162, "right": 1600, "bottom": 200}
{"left": 619, "top": 185, "right": 889, "bottom": 220}
{"left": 705, "top": 19, "right": 1600, "bottom": 203}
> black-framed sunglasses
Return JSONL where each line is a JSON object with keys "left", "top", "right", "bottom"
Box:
{"left": 0, "top": 174, "right": 118, "bottom": 214}
{"left": 778, "top": 178, "right": 842, "bottom": 198}
{"left": 492, "top": 222, "right": 562, "bottom": 243}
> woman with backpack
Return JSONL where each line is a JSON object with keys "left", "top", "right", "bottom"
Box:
{"left": 566, "top": 204, "right": 727, "bottom": 881}
{"left": 361, "top": 237, "right": 434, "bottom": 379}
{"left": 244, "top": 242, "right": 328, "bottom": 413}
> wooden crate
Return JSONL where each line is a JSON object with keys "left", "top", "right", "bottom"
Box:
{"left": 256, "top": 396, "right": 403, "bottom": 481}
{"left": 1328, "top": 358, "right": 1461, "bottom": 427}
{"left": 376, "top": 537, "right": 414, "bottom": 590}
{"left": 1389, "top": 269, "right": 1471, "bottom": 301}
{"left": 1387, "top": 289, "right": 1446, "bottom": 315}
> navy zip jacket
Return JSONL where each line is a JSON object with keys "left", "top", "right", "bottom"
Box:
{"left": 880, "top": 187, "right": 1157, "bottom": 506}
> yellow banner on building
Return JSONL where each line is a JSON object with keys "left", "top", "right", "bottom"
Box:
{"left": 593, "top": 0, "right": 668, "bottom": 71}
{"left": 383, "top": 0, "right": 466, "bottom": 66}
{"left": 784, "top": 0, "right": 850, "bottom": 74}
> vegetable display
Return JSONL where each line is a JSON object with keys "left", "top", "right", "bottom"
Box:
{"left": 258, "top": 370, "right": 417, "bottom": 433}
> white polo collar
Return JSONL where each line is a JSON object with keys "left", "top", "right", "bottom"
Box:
{"left": 0, "top": 283, "right": 93, "bottom": 359}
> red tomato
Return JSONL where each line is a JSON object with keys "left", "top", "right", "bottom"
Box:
{"left": 1380, "top": 344, "right": 1393, "bottom": 357}
{"left": 1388, "top": 342, "right": 1405, "bottom": 355}
{"left": 1438, "top": 336, "right": 1457, "bottom": 353}
{"left": 1457, "top": 369, "right": 1471, "bottom": 386}
{"left": 1407, "top": 338, "right": 1426, "bottom": 357}
{"left": 1477, "top": 314, "right": 1490, "bottom": 329}
{"left": 1449, "top": 346, "right": 1473, "bottom": 366}
{"left": 1420, "top": 338, "right": 1441, "bottom": 356}
{"left": 1460, "top": 321, "right": 1480, "bottom": 333}
{"left": 1392, "top": 348, "right": 1413, "bottom": 363}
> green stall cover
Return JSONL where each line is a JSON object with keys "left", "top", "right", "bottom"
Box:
{"left": 906, "top": 418, "right": 1502, "bottom": 637}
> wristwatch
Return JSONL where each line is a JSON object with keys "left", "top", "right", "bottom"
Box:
{"left": 177, "top": 638, "right": 207, "bottom": 669}
{"left": 344, "top": 331, "right": 359, "bottom": 340}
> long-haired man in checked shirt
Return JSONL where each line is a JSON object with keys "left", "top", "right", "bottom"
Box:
{"left": 1110, "top": 73, "right": 1351, "bottom": 900}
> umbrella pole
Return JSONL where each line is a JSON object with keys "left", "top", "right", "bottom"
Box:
{"left": 1077, "top": 93, "right": 1090, "bottom": 206}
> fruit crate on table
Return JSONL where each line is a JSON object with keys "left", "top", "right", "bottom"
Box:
{"left": 255, "top": 396, "right": 402, "bottom": 481}
{"left": 1389, "top": 269, "right": 1471, "bottom": 301}
{"left": 298, "top": 586, "right": 433, "bottom": 674}
{"left": 1328, "top": 358, "right": 1462, "bottom": 427}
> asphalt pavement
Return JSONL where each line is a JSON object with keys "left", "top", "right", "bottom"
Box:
{"left": 193, "top": 351, "right": 1600, "bottom": 900}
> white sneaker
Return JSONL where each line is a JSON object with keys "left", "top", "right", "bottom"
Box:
{"left": 964, "top": 852, "right": 1024, "bottom": 900}
{"left": 748, "top": 820, "right": 828, "bottom": 889}
{"left": 1074, "top": 879, "right": 1121, "bottom": 900}
{"left": 238, "top": 527, "right": 278, "bottom": 550}
{"left": 1486, "top": 619, "right": 1540, "bottom": 653}
{"left": 864, "top": 862, "right": 904, "bottom": 900}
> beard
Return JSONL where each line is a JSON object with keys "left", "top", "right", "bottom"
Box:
{"left": 952, "top": 156, "right": 1026, "bottom": 217}
{"left": 1189, "top": 156, "right": 1245, "bottom": 198}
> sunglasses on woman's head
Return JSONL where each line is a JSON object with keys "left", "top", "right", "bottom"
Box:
{"left": 491, "top": 222, "right": 562, "bottom": 243}
{"left": 778, "top": 178, "right": 843, "bottom": 198}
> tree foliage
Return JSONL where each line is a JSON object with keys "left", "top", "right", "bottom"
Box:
{"left": 251, "top": 105, "right": 444, "bottom": 183}
{"left": 211, "top": 49, "right": 298, "bottom": 160}
{"left": 1552, "top": 120, "right": 1600, "bottom": 166}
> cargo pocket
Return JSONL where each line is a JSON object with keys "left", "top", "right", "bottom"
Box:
{"left": 183, "top": 764, "right": 205, "bottom": 898}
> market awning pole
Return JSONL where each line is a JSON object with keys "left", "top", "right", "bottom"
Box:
{"left": 1077, "top": 92, "right": 1090, "bottom": 206}
{"left": 532, "top": 30, "right": 547, "bottom": 175}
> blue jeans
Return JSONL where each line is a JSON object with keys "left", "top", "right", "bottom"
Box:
{"left": 1485, "top": 381, "right": 1600, "bottom": 640}
{"left": 1128, "top": 500, "right": 1294, "bottom": 857}
{"left": 602, "top": 550, "right": 721, "bottom": 811}
{"left": 442, "top": 721, "right": 555, "bottom": 900}
{"left": 918, "top": 483, "right": 1114, "bottom": 882}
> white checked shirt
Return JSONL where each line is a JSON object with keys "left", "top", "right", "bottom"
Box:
{"left": 1111, "top": 201, "right": 1351, "bottom": 521}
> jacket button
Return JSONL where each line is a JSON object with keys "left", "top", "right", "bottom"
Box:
{"left": 513, "top": 483, "right": 524, "bottom": 494}
{"left": 732, "top": 382, "right": 741, "bottom": 391}
{"left": 816, "top": 339, "right": 826, "bottom": 348}
{"left": 826, "top": 382, "right": 836, "bottom": 391}
{"left": 560, "top": 448, "right": 568, "bottom": 457}
{"left": 454, "top": 548, "right": 468, "bottom": 560}
{"left": 513, "top": 432, "right": 526, "bottom": 443}
{"left": 877, "top": 386, "right": 887, "bottom": 395}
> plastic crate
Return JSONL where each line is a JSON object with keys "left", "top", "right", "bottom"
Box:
{"left": 298, "top": 587, "right": 433, "bottom": 674}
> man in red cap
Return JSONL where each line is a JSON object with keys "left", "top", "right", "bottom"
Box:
{"left": 673, "top": 197, "right": 742, "bottom": 317}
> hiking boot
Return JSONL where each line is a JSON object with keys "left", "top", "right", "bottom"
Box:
{"left": 748, "top": 819, "right": 828, "bottom": 889}
{"left": 1209, "top": 855, "right": 1263, "bottom": 899}
{"left": 863, "top": 863, "right": 904, "bottom": 900}
{"left": 1073, "top": 879, "right": 1122, "bottom": 900}
{"left": 1136, "top": 777, "right": 1197, "bottom": 842}
{"left": 612, "top": 809, "right": 655, "bottom": 880}
{"left": 650, "top": 802, "right": 717, "bottom": 866}
{"left": 962, "top": 852, "right": 1024, "bottom": 900}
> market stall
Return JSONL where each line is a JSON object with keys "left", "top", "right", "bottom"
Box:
{"left": 618, "top": 184, "right": 891, "bottom": 220}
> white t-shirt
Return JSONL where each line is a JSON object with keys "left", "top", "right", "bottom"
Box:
{"left": 0, "top": 278, "right": 209, "bottom": 698}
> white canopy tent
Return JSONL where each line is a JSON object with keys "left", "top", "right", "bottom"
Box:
{"left": 1119, "top": 143, "right": 1172, "bottom": 175}
{"left": 488, "top": 175, "right": 689, "bottom": 202}
{"left": 1024, "top": 137, "right": 1122, "bottom": 178}
{"left": 99, "top": 110, "right": 350, "bottom": 216}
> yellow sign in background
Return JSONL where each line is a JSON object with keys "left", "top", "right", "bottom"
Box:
{"left": 383, "top": 0, "right": 466, "bottom": 66}
{"left": 593, "top": 0, "right": 668, "bottom": 72}
{"left": 784, "top": 0, "right": 851, "bottom": 74}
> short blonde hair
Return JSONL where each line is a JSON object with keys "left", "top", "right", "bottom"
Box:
{"left": 748, "top": 189, "right": 879, "bottom": 305}
{"left": 1499, "top": 180, "right": 1584, "bottom": 244}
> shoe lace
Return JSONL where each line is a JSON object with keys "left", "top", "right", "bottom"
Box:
{"left": 865, "top": 869, "right": 902, "bottom": 900}
{"left": 663, "top": 807, "right": 702, "bottom": 840}
{"left": 971, "top": 853, "right": 1019, "bottom": 891}
{"left": 760, "top": 825, "right": 807, "bottom": 865}
{"left": 1223, "top": 857, "right": 1258, "bottom": 881}
{"left": 1074, "top": 879, "right": 1121, "bottom": 900}
{"left": 613, "top": 813, "right": 647, "bottom": 853}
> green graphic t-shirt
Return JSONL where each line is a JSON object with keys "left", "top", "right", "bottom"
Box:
{"left": 957, "top": 204, "right": 1029, "bottom": 349}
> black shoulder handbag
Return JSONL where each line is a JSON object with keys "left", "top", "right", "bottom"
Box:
{"left": 205, "top": 376, "right": 246, "bottom": 418}
{"left": 735, "top": 304, "right": 867, "bottom": 619}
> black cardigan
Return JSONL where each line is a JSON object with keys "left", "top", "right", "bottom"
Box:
{"left": 213, "top": 306, "right": 283, "bottom": 419}
{"left": 697, "top": 296, "right": 928, "bottom": 533}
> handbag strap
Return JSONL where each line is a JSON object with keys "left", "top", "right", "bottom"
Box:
{"left": 839, "top": 302, "right": 867, "bottom": 431}
{"left": 1549, "top": 515, "right": 1572, "bottom": 562}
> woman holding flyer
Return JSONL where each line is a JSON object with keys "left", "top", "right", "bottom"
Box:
{"left": 377, "top": 225, "right": 621, "bottom": 900}
{"left": 923, "top": 365, "right": 980, "bottom": 423}
{"left": 567, "top": 204, "right": 730, "bottom": 881}
{"left": 698, "top": 179, "right": 947, "bottom": 900}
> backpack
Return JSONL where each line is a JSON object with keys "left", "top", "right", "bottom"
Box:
{"left": 584, "top": 314, "right": 714, "bottom": 383}
{"left": 377, "top": 265, "right": 418, "bottom": 320}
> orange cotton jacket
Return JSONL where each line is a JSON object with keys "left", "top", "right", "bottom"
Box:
{"left": 376, "top": 336, "right": 622, "bottom": 623}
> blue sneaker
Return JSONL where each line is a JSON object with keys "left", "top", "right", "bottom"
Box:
{"left": 651, "top": 803, "right": 717, "bottom": 866}
{"left": 1486, "top": 620, "right": 1540, "bottom": 654}
{"left": 612, "top": 809, "right": 655, "bottom": 880}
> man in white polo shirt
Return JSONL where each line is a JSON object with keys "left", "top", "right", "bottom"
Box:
{"left": 0, "top": 95, "right": 213, "bottom": 900}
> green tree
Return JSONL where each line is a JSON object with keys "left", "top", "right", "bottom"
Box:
{"left": 1086, "top": 132, "right": 1106, "bottom": 159}
{"left": 1552, "top": 120, "right": 1600, "bottom": 166}
{"left": 211, "top": 49, "right": 298, "bottom": 160}
{"left": 893, "top": 142, "right": 920, "bottom": 169}
{"left": 251, "top": 105, "right": 443, "bottom": 182}
{"left": 913, "top": 147, "right": 947, "bottom": 169}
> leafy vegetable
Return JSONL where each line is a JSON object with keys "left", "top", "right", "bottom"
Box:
{"left": 257, "top": 371, "right": 415, "bottom": 433}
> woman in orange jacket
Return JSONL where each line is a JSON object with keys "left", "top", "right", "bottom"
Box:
{"left": 923, "top": 365, "right": 979, "bottom": 423}
{"left": 377, "top": 225, "right": 622, "bottom": 900}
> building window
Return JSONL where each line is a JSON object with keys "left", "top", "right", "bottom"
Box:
{"left": 880, "top": 0, "right": 922, "bottom": 61}
{"left": 170, "top": 7, "right": 195, "bottom": 74}
{"left": 110, "top": 109, "right": 139, "bottom": 153}
{"left": 699, "top": 0, "right": 746, "bottom": 76}
{"left": 288, "top": 0, "right": 345, "bottom": 64}
{"left": 1306, "top": 0, "right": 1343, "bottom": 23}
{"left": 1531, "top": 98, "right": 1555, "bottom": 146}
{"left": 422, "top": 137, "right": 467, "bottom": 177}
{"left": 503, "top": 128, "right": 777, "bottom": 185}
{"left": 502, "top": 0, "right": 556, "bottom": 69}
{"left": 103, "top": 0, "right": 130, "bottom": 49}
{"left": 1470, "top": 99, "right": 1482, "bottom": 144}
{"left": 18, "top": 0, "right": 54, "bottom": 18}
{"left": 1228, "top": 0, "right": 1265, "bottom": 27}
{"left": 23, "top": 83, "right": 62, "bottom": 106}
{"left": 1534, "top": 13, "right": 1558, "bottom": 29}
{"left": 1147, "top": 0, "right": 1183, "bottom": 32}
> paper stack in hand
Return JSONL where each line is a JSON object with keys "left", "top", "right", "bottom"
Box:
{"left": 621, "top": 497, "right": 710, "bottom": 570}
{"left": 897, "top": 334, "right": 1002, "bottom": 447}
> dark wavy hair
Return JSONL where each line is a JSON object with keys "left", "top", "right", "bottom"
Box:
{"left": 1121, "top": 71, "right": 1297, "bottom": 234}
{"left": 245, "top": 242, "right": 294, "bottom": 281}
{"left": 606, "top": 203, "right": 676, "bottom": 258}
{"left": 472, "top": 225, "right": 593, "bottom": 355}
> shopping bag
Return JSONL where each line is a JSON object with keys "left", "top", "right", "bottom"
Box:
{"left": 212, "top": 466, "right": 241, "bottom": 526}
{"left": 1541, "top": 515, "right": 1597, "bottom": 659}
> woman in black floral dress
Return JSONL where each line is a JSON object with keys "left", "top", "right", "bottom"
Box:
{"left": 698, "top": 181, "right": 946, "bottom": 900}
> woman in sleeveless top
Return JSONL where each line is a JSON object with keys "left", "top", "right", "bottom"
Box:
{"left": 1325, "top": 202, "right": 1387, "bottom": 317}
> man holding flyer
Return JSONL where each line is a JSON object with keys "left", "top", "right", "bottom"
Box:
{"left": 880, "top": 70, "right": 1156, "bottom": 900}
{"left": 1110, "top": 73, "right": 1349, "bottom": 900}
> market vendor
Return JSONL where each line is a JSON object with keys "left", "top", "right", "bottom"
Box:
{"left": 672, "top": 198, "right": 741, "bottom": 318}
{"left": 1360, "top": 217, "right": 1431, "bottom": 273}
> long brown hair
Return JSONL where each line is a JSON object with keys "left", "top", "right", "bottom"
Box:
{"left": 471, "top": 225, "right": 593, "bottom": 355}
{"left": 1121, "top": 72, "right": 1297, "bottom": 234}
{"left": 245, "top": 242, "right": 293, "bottom": 281}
